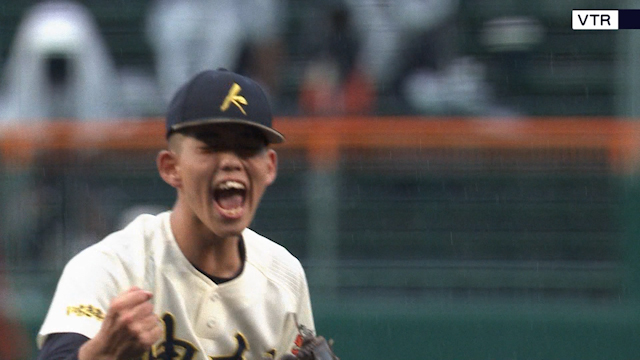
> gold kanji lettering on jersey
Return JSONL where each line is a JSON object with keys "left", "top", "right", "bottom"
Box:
{"left": 140, "top": 313, "right": 250, "bottom": 360}
{"left": 142, "top": 313, "right": 198, "bottom": 360}
{"left": 209, "top": 333, "right": 248, "bottom": 360}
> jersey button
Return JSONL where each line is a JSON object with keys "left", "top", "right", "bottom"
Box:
{"left": 207, "top": 319, "right": 216, "bottom": 328}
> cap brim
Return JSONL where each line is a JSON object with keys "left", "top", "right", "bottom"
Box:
{"left": 169, "top": 118, "right": 285, "bottom": 144}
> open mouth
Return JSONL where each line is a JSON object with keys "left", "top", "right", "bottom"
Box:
{"left": 214, "top": 180, "right": 246, "bottom": 217}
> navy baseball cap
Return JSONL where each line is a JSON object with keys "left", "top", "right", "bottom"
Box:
{"left": 166, "top": 69, "right": 285, "bottom": 144}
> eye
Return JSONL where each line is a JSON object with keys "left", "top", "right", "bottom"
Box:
{"left": 235, "top": 144, "right": 265, "bottom": 157}
{"left": 198, "top": 145, "right": 218, "bottom": 153}
{"left": 197, "top": 143, "right": 264, "bottom": 157}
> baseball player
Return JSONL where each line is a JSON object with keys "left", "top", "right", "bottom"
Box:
{"left": 36, "top": 69, "right": 338, "bottom": 360}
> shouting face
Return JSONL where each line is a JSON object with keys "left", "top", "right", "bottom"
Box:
{"left": 158, "top": 123, "right": 278, "bottom": 241}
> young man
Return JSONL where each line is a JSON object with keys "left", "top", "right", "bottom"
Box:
{"left": 36, "top": 69, "right": 329, "bottom": 360}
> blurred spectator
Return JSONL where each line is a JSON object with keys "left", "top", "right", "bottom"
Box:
{"left": 0, "top": 0, "right": 122, "bottom": 121}
{"left": 341, "top": 0, "right": 464, "bottom": 113}
{"left": 297, "top": 3, "right": 376, "bottom": 115}
{"left": 480, "top": 16, "right": 544, "bottom": 100}
{"left": 339, "top": 0, "right": 513, "bottom": 116}
{"left": 0, "top": 0, "right": 126, "bottom": 275}
{"left": 344, "top": 0, "right": 460, "bottom": 89}
{"left": 145, "top": 0, "right": 287, "bottom": 104}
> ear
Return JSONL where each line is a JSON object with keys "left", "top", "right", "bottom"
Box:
{"left": 157, "top": 149, "right": 181, "bottom": 188}
{"left": 264, "top": 149, "right": 278, "bottom": 186}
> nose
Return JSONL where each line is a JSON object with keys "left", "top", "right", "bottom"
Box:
{"left": 217, "top": 151, "right": 243, "bottom": 172}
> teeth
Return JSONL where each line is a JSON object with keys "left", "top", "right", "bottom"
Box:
{"left": 223, "top": 208, "right": 242, "bottom": 217}
{"left": 217, "top": 181, "right": 245, "bottom": 191}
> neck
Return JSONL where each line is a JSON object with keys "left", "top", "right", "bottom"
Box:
{"left": 169, "top": 209, "right": 243, "bottom": 279}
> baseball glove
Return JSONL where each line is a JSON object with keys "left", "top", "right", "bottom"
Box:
{"left": 279, "top": 314, "right": 338, "bottom": 360}
{"left": 280, "top": 334, "right": 339, "bottom": 360}
{"left": 297, "top": 335, "right": 338, "bottom": 360}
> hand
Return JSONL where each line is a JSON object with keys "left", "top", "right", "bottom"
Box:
{"left": 291, "top": 336, "right": 339, "bottom": 360}
{"left": 78, "top": 287, "right": 163, "bottom": 360}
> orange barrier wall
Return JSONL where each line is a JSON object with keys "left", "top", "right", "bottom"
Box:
{"left": 2, "top": 117, "right": 640, "bottom": 171}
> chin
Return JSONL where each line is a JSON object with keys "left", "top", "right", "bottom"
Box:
{"left": 214, "top": 220, "right": 250, "bottom": 238}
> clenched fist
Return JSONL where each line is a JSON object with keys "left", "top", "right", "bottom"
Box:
{"left": 79, "top": 287, "right": 163, "bottom": 360}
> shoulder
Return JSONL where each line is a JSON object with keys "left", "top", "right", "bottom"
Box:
{"left": 241, "top": 229, "right": 313, "bottom": 319}
{"left": 63, "top": 211, "right": 171, "bottom": 278}
{"left": 37, "top": 212, "right": 172, "bottom": 347}
{"left": 242, "top": 228, "right": 306, "bottom": 283}
{"left": 107, "top": 211, "right": 170, "bottom": 245}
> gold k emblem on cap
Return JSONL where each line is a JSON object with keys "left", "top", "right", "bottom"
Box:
{"left": 220, "top": 83, "right": 248, "bottom": 115}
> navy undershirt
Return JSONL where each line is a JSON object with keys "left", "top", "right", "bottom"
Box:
{"left": 37, "top": 238, "right": 246, "bottom": 360}
{"left": 37, "top": 332, "right": 88, "bottom": 360}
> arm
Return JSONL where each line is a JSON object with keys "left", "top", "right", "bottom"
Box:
{"left": 37, "top": 333, "right": 89, "bottom": 360}
{"left": 77, "top": 287, "right": 162, "bottom": 360}
{"left": 38, "top": 287, "right": 162, "bottom": 360}
{"left": 38, "top": 230, "right": 162, "bottom": 359}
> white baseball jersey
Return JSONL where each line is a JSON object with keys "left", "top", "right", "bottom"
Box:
{"left": 37, "top": 211, "right": 315, "bottom": 360}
